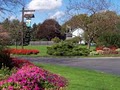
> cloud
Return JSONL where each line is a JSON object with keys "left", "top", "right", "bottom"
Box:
{"left": 9, "top": 16, "right": 17, "bottom": 21}
{"left": 27, "top": 0, "right": 62, "bottom": 10}
{"left": 49, "top": 11, "right": 65, "bottom": 19}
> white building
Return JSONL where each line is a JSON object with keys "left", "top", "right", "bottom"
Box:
{"left": 66, "top": 28, "right": 85, "bottom": 44}
{"left": 72, "top": 28, "right": 84, "bottom": 38}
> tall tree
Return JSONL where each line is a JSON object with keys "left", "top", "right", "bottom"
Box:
{"left": 2, "top": 19, "right": 22, "bottom": 45}
{"left": 66, "top": 0, "right": 118, "bottom": 49}
{"left": 67, "top": 0, "right": 111, "bottom": 16}
{"left": 31, "top": 23, "right": 39, "bottom": 41}
{"left": 37, "top": 19, "right": 63, "bottom": 40}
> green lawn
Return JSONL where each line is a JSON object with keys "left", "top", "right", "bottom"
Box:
{"left": 9, "top": 45, "right": 95, "bottom": 57}
{"left": 35, "top": 63, "right": 120, "bottom": 90}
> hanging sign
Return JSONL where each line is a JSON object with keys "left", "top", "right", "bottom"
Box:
{"left": 26, "top": 19, "right": 31, "bottom": 27}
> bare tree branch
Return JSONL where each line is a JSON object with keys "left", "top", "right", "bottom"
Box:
{"left": 0, "top": 0, "right": 24, "bottom": 14}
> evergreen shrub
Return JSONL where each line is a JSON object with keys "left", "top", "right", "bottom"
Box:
{"left": 47, "top": 41, "right": 90, "bottom": 56}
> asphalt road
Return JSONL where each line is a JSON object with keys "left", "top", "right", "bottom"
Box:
{"left": 18, "top": 57, "right": 120, "bottom": 75}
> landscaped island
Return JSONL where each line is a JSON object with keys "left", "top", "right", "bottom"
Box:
{"left": 0, "top": 49, "right": 68, "bottom": 90}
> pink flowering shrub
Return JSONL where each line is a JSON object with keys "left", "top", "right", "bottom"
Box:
{"left": 12, "top": 58, "right": 34, "bottom": 68}
{"left": 0, "top": 58, "right": 68, "bottom": 90}
{"left": 9, "top": 49, "right": 39, "bottom": 55}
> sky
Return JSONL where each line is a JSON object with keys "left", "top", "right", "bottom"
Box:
{"left": 0, "top": 0, "right": 69, "bottom": 25}
{"left": 1, "top": 0, "right": 120, "bottom": 25}
{"left": 24, "top": 0, "right": 69, "bottom": 25}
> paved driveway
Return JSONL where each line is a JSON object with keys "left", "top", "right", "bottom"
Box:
{"left": 18, "top": 57, "right": 120, "bottom": 75}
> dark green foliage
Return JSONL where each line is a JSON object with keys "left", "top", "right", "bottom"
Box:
{"left": 65, "top": 36, "right": 82, "bottom": 44}
{"left": 51, "top": 37, "right": 61, "bottom": 43}
{"left": 47, "top": 41, "right": 90, "bottom": 56}
{"left": 0, "top": 66, "right": 16, "bottom": 80}
{"left": 96, "top": 33, "right": 120, "bottom": 47}
{"left": 0, "top": 46, "right": 13, "bottom": 69}
{"left": 40, "top": 38, "right": 48, "bottom": 41}
{"left": 72, "top": 46, "right": 90, "bottom": 56}
{"left": 31, "top": 23, "right": 39, "bottom": 41}
{"left": 23, "top": 30, "right": 31, "bottom": 46}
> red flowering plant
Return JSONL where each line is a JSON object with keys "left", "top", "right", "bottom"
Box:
{"left": 108, "top": 46, "right": 118, "bottom": 51}
{"left": 9, "top": 49, "right": 39, "bottom": 55}
{"left": 11, "top": 58, "right": 34, "bottom": 68}
{"left": 0, "top": 58, "right": 68, "bottom": 90}
{"left": 96, "top": 46, "right": 104, "bottom": 51}
{"left": 96, "top": 45, "right": 118, "bottom": 55}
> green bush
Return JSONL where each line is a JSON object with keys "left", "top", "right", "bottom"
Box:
{"left": 51, "top": 37, "right": 61, "bottom": 43}
{"left": 0, "top": 66, "right": 16, "bottom": 80}
{"left": 96, "top": 33, "right": 120, "bottom": 47}
{"left": 90, "top": 51, "right": 99, "bottom": 56}
{"left": 40, "top": 38, "right": 48, "bottom": 41}
{"left": 65, "top": 36, "right": 81, "bottom": 44}
{"left": 116, "top": 48, "right": 120, "bottom": 54}
{"left": 0, "top": 46, "right": 13, "bottom": 69}
{"left": 47, "top": 41, "right": 90, "bottom": 56}
{"left": 72, "top": 46, "right": 90, "bottom": 56}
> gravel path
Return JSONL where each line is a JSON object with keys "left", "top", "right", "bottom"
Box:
{"left": 18, "top": 57, "right": 120, "bottom": 75}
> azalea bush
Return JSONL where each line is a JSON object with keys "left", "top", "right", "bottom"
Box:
{"left": 0, "top": 65, "right": 67, "bottom": 90}
{"left": 0, "top": 58, "right": 68, "bottom": 90}
{"left": 9, "top": 49, "right": 39, "bottom": 55}
{"left": 12, "top": 58, "right": 34, "bottom": 68}
{"left": 0, "top": 46, "right": 68, "bottom": 90}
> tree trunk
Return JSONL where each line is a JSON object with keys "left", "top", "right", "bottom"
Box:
{"left": 15, "top": 40, "right": 17, "bottom": 49}
{"left": 87, "top": 39, "right": 91, "bottom": 49}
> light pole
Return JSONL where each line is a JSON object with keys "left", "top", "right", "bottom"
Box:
{"left": 21, "top": 7, "right": 35, "bottom": 49}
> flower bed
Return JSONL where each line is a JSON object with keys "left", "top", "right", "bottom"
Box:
{"left": 0, "top": 58, "right": 68, "bottom": 90}
{"left": 96, "top": 46, "right": 118, "bottom": 51}
{"left": 95, "top": 46, "right": 119, "bottom": 55}
{"left": 9, "top": 49, "right": 39, "bottom": 55}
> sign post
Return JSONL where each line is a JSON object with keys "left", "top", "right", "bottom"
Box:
{"left": 21, "top": 7, "right": 35, "bottom": 49}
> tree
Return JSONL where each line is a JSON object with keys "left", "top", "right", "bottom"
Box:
{"left": 64, "top": 11, "right": 119, "bottom": 49}
{"left": 0, "top": 25, "right": 10, "bottom": 46}
{"left": 37, "top": 19, "right": 64, "bottom": 40}
{"left": 96, "top": 33, "right": 120, "bottom": 47}
{"left": 2, "top": 18, "right": 10, "bottom": 31}
{"left": 2, "top": 19, "right": 22, "bottom": 46}
{"left": 0, "top": 0, "right": 24, "bottom": 47}
{"left": 66, "top": 0, "right": 118, "bottom": 49}
{"left": 67, "top": 0, "right": 111, "bottom": 16}
{"left": 31, "top": 23, "right": 39, "bottom": 41}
